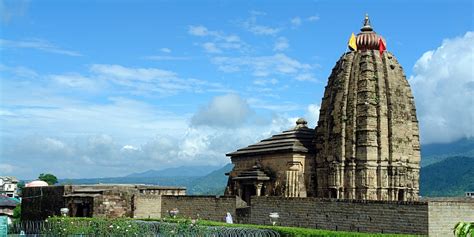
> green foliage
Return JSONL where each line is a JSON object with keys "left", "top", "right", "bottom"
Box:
{"left": 13, "top": 205, "right": 21, "bottom": 221}
{"left": 420, "top": 156, "right": 474, "bottom": 197}
{"left": 454, "top": 222, "right": 474, "bottom": 237}
{"left": 141, "top": 218, "right": 420, "bottom": 237}
{"left": 44, "top": 217, "right": 142, "bottom": 236}
{"left": 39, "top": 173, "right": 58, "bottom": 185}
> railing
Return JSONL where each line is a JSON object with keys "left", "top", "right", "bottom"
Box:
{"left": 8, "top": 220, "right": 280, "bottom": 237}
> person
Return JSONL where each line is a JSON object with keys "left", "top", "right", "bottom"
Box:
{"left": 225, "top": 212, "right": 233, "bottom": 224}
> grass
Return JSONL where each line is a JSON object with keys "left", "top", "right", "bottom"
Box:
{"left": 141, "top": 218, "right": 424, "bottom": 237}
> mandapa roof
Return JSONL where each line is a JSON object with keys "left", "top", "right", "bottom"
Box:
{"left": 227, "top": 118, "right": 316, "bottom": 157}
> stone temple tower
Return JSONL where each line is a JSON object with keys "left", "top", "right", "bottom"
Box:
{"left": 314, "top": 15, "right": 420, "bottom": 201}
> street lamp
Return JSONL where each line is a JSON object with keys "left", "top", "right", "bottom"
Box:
{"left": 60, "top": 208, "right": 69, "bottom": 217}
{"left": 168, "top": 208, "right": 179, "bottom": 218}
{"left": 269, "top": 212, "right": 279, "bottom": 226}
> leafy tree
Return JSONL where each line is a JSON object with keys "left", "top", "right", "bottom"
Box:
{"left": 454, "top": 222, "right": 474, "bottom": 237}
{"left": 39, "top": 173, "right": 58, "bottom": 185}
{"left": 13, "top": 205, "right": 21, "bottom": 219}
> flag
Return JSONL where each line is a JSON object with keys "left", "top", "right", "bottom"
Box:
{"left": 348, "top": 33, "right": 357, "bottom": 51}
{"left": 379, "top": 38, "right": 386, "bottom": 56}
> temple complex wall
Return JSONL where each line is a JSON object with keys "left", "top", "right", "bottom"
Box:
{"left": 248, "top": 196, "right": 474, "bottom": 236}
{"left": 160, "top": 195, "right": 240, "bottom": 222}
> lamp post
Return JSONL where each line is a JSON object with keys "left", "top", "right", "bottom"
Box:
{"left": 60, "top": 208, "right": 69, "bottom": 217}
{"left": 168, "top": 208, "right": 179, "bottom": 218}
{"left": 269, "top": 212, "right": 279, "bottom": 226}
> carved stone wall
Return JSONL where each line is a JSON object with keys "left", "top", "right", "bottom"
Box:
{"left": 315, "top": 50, "right": 420, "bottom": 201}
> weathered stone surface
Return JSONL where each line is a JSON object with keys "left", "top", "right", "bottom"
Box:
{"left": 314, "top": 49, "right": 420, "bottom": 201}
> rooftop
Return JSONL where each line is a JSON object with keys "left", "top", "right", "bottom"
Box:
{"left": 227, "top": 118, "right": 315, "bottom": 157}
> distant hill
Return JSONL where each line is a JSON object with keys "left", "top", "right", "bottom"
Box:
{"left": 58, "top": 164, "right": 233, "bottom": 195}
{"left": 59, "top": 176, "right": 196, "bottom": 188}
{"left": 421, "top": 137, "right": 474, "bottom": 167}
{"left": 187, "top": 163, "right": 233, "bottom": 195}
{"left": 126, "top": 165, "right": 221, "bottom": 178}
{"left": 420, "top": 156, "right": 474, "bottom": 197}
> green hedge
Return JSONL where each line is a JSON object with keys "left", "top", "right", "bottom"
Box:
{"left": 141, "top": 218, "right": 423, "bottom": 237}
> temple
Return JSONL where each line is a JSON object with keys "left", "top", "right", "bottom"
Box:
{"left": 225, "top": 15, "right": 420, "bottom": 202}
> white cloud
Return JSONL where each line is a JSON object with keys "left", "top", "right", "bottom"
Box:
{"left": 409, "top": 31, "right": 474, "bottom": 144}
{"left": 273, "top": 37, "right": 289, "bottom": 51}
{"left": 291, "top": 17, "right": 302, "bottom": 28}
{"left": 212, "top": 53, "right": 312, "bottom": 79}
{"left": 253, "top": 78, "right": 278, "bottom": 86}
{"left": 160, "top": 48, "right": 171, "bottom": 53}
{"left": 1, "top": 92, "right": 299, "bottom": 178}
{"left": 0, "top": 0, "right": 29, "bottom": 24}
{"left": 307, "top": 15, "right": 320, "bottom": 22}
{"left": 0, "top": 38, "right": 82, "bottom": 56}
{"left": 143, "top": 55, "right": 191, "bottom": 61}
{"left": 202, "top": 42, "right": 222, "bottom": 54}
{"left": 191, "top": 94, "right": 254, "bottom": 128}
{"left": 88, "top": 64, "right": 226, "bottom": 96}
{"left": 295, "top": 73, "right": 317, "bottom": 82}
{"left": 49, "top": 73, "right": 98, "bottom": 90}
{"left": 0, "top": 164, "right": 15, "bottom": 173}
{"left": 247, "top": 97, "right": 302, "bottom": 112}
{"left": 188, "top": 25, "right": 246, "bottom": 54}
{"left": 306, "top": 103, "right": 320, "bottom": 127}
{"left": 188, "top": 25, "right": 210, "bottom": 36}
{"left": 241, "top": 14, "right": 281, "bottom": 36}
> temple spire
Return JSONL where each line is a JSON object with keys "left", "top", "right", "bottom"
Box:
{"left": 361, "top": 14, "right": 373, "bottom": 32}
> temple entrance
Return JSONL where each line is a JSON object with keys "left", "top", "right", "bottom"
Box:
{"left": 242, "top": 184, "right": 256, "bottom": 205}
{"left": 67, "top": 197, "right": 93, "bottom": 217}
{"left": 232, "top": 164, "right": 270, "bottom": 205}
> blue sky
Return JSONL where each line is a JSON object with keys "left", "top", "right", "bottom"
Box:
{"left": 1, "top": 0, "right": 473, "bottom": 179}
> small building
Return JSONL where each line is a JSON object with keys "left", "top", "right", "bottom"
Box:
{"left": 21, "top": 184, "right": 185, "bottom": 220}
{"left": 0, "top": 196, "right": 20, "bottom": 217}
{"left": 225, "top": 118, "right": 315, "bottom": 204}
{"left": 466, "top": 191, "right": 474, "bottom": 198}
{"left": 0, "top": 176, "right": 19, "bottom": 198}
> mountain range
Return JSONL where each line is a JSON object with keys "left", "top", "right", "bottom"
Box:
{"left": 59, "top": 138, "right": 473, "bottom": 197}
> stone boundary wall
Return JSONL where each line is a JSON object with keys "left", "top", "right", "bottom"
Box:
{"left": 428, "top": 199, "right": 474, "bottom": 237}
{"left": 21, "top": 186, "right": 65, "bottom": 220}
{"left": 250, "top": 196, "right": 429, "bottom": 235}
{"left": 161, "top": 196, "right": 237, "bottom": 222}
{"left": 133, "top": 194, "right": 162, "bottom": 219}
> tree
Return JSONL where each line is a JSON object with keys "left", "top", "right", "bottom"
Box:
{"left": 454, "top": 222, "right": 474, "bottom": 237}
{"left": 38, "top": 173, "right": 58, "bottom": 185}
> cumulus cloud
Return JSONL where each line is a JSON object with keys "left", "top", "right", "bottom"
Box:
{"left": 409, "top": 31, "right": 474, "bottom": 144}
{"left": 191, "top": 94, "right": 254, "bottom": 128}
{"left": 0, "top": 38, "right": 82, "bottom": 56}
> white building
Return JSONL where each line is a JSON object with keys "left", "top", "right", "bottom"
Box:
{"left": 0, "top": 176, "right": 19, "bottom": 198}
